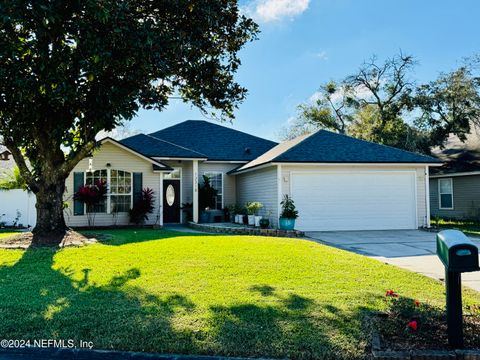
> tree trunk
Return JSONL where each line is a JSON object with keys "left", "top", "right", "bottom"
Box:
{"left": 32, "top": 180, "right": 68, "bottom": 245}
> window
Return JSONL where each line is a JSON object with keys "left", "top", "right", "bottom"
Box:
{"left": 203, "top": 172, "right": 223, "bottom": 209}
{"left": 110, "top": 170, "right": 132, "bottom": 213}
{"left": 439, "top": 178, "right": 453, "bottom": 210}
{"left": 85, "top": 170, "right": 108, "bottom": 212}
{"left": 85, "top": 169, "right": 132, "bottom": 213}
{"left": 164, "top": 168, "right": 182, "bottom": 179}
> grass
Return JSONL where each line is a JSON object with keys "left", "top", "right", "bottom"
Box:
{"left": 0, "top": 229, "right": 479, "bottom": 359}
{"left": 0, "top": 230, "right": 20, "bottom": 239}
{"left": 432, "top": 218, "right": 480, "bottom": 236}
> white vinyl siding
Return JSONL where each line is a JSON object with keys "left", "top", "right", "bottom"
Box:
{"left": 65, "top": 142, "right": 161, "bottom": 227}
{"left": 236, "top": 166, "right": 278, "bottom": 227}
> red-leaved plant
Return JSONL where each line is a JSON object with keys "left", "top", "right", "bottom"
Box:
{"left": 384, "top": 290, "right": 422, "bottom": 333}
{"left": 129, "top": 188, "right": 155, "bottom": 225}
{"left": 74, "top": 180, "right": 108, "bottom": 228}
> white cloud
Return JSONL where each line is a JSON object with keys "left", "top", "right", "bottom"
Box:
{"left": 244, "top": 0, "right": 310, "bottom": 23}
{"left": 314, "top": 51, "right": 328, "bottom": 60}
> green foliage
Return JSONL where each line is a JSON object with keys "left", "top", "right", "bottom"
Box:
{"left": 415, "top": 66, "right": 480, "bottom": 147}
{"left": 282, "top": 52, "right": 480, "bottom": 155}
{"left": 233, "top": 203, "right": 247, "bottom": 215}
{"left": 199, "top": 175, "right": 218, "bottom": 210}
{"left": 280, "top": 195, "right": 298, "bottom": 219}
{"left": 1, "top": 229, "right": 479, "bottom": 358}
{"left": 245, "top": 201, "right": 263, "bottom": 215}
{"left": 0, "top": 0, "right": 258, "bottom": 233}
{"left": 129, "top": 188, "right": 155, "bottom": 225}
{"left": 349, "top": 105, "right": 431, "bottom": 154}
{"left": 0, "top": 166, "right": 27, "bottom": 190}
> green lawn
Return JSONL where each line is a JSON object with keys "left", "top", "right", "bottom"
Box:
{"left": 0, "top": 229, "right": 478, "bottom": 359}
{"left": 433, "top": 218, "right": 480, "bottom": 236}
{"left": 0, "top": 230, "right": 19, "bottom": 239}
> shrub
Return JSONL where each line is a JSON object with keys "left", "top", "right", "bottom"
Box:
{"left": 199, "top": 175, "right": 218, "bottom": 210}
{"left": 129, "top": 188, "right": 155, "bottom": 225}
{"left": 74, "top": 180, "right": 108, "bottom": 227}
{"left": 280, "top": 195, "right": 298, "bottom": 219}
{"left": 246, "top": 202, "right": 263, "bottom": 215}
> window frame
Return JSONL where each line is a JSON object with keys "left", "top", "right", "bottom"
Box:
{"left": 164, "top": 167, "right": 182, "bottom": 180}
{"left": 84, "top": 168, "right": 133, "bottom": 214}
{"left": 203, "top": 171, "right": 224, "bottom": 210}
{"left": 109, "top": 169, "right": 133, "bottom": 213}
{"left": 438, "top": 178, "right": 454, "bottom": 210}
{"left": 84, "top": 169, "right": 108, "bottom": 213}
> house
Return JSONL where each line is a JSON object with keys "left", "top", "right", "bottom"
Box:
{"left": 65, "top": 120, "right": 441, "bottom": 231}
{"left": 429, "top": 132, "right": 480, "bottom": 220}
{"left": 0, "top": 145, "right": 15, "bottom": 179}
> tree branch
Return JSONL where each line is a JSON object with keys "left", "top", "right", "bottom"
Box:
{"left": 60, "top": 140, "right": 98, "bottom": 176}
{"left": 3, "top": 138, "right": 39, "bottom": 192}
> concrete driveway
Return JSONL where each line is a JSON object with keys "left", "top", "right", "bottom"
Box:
{"left": 306, "top": 230, "right": 480, "bottom": 292}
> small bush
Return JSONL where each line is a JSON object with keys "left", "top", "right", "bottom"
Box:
{"left": 280, "top": 195, "right": 298, "bottom": 219}
{"left": 129, "top": 188, "right": 155, "bottom": 225}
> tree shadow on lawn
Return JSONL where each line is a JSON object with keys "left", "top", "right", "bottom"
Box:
{"left": 0, "top": 247, "right": 197, "bottom": 354}
{"left": 0, "top": 249, "right": 373, "bottom": 359}
{"left": 208, "top": 285, "right": 371, "bottom": 360}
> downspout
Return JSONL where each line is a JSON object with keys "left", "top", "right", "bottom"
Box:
{"left": 277, "top": 164, "right": 282, "bottom": 228}
{"left": 425, "top": 166, "right": 431, "bottom": 228}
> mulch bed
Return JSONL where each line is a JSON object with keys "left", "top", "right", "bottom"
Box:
{"left": 0, "top": 230, "right": 97, "bottom": 249}
{"left": 372, "top": 312, "right": 480, "bottom": 351}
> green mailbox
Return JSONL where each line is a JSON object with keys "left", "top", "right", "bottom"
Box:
{"left": 436, "top": 229, "right": 480, "bottom": 349}
{"left": 436, "top": 230, "right": 479, "bottom": 273}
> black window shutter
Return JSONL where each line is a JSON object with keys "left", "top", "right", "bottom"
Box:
{"left": 73, "top": 172, "right": 85, "bottom": 216}
{"left": 133, "top": 172, "right": 143, "bottom": 206}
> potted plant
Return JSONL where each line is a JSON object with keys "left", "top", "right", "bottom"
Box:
{"left": 279, "top": 195, "right": 298, "bottom": 230}
{"left": 246, "top": 202, "right": 262, "bottom": 226}
{"left": 259, "top": 218, "right": 270, "bottom": 229}
{"left": 259, "top": 210, "right": 272, "bottom": 229}
{"left": 225, "top": 204, "right": 235, "bottom": 222}
{"left": 249, "top": 202, "right": 263, "bottom": 226}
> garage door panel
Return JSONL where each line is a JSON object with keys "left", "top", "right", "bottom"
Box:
{"left": 291, "top": 172, "right": 416, "bottom": 231}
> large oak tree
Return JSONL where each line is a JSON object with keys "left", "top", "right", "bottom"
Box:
{"left": 0, "top": 0, "right": 258, "bottom": 243}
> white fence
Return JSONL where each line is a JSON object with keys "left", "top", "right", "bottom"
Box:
{"left": 0, "top": 189, "right": 36, "bottom": 228}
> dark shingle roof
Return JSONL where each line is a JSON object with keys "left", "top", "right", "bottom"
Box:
{"left": 149, "top": 120, "right": 277, "bottom": 161}
{"left": 233, "top": 130, "right": 440, "bottom": 173}
{"left": 430, "top": 131, "right": 480, "bottom": 175}
{"left": 120, "top": 133, "right": 207, "bottom": 159}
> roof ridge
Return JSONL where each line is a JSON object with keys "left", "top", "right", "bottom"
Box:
{"left": 318, "top": 129, "right": 437, "bottom": 160}
{"left": 144, "top": 133, "right": 208, "bottom": 157}
{"left": 269, "top": 131, "right": 317, "bottom": 162}
{"left": 158, "top": 120, "right": 278, "bottom": 145}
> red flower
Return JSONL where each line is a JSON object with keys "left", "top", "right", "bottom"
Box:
{"left": 414, "top": 299, "right": 420, "bottom": 307}
{"left": 385, "top": 290, "right": 398, "bottom": 297}
{"left": 407, "top": 320, "right": 418, "bottom": 331}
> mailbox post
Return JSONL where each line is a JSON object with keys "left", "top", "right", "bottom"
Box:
{"left": 436, "top": 230, "right": 480, "bottom": 348}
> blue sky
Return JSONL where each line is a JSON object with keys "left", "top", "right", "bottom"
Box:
{"left": 128, "top": 0, "right": 479, "bottom": 141}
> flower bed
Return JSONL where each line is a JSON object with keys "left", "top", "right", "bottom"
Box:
{"left": 370, "top": 290, "right": 480, "bottom": 359}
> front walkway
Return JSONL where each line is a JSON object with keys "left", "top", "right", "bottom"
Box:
{"left": 306, "top": 230, "right": 480, "bottom": 292}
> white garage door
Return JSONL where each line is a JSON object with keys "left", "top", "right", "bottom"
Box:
{"left": 291, "top": 171, "right": 417, "bottom": 231}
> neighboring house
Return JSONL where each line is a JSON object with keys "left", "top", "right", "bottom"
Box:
{"left": 0, "top": 145, "right": 15, "bottom": 179}
{"left": 430, "top": 132, "right": 480, "bottom": 220}
{"left": 65, "top": 120, "right": 441, "bottom": 231}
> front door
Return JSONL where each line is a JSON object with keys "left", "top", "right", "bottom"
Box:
{"left": 163, "top": 180, "right": 181, "bottom": 223}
